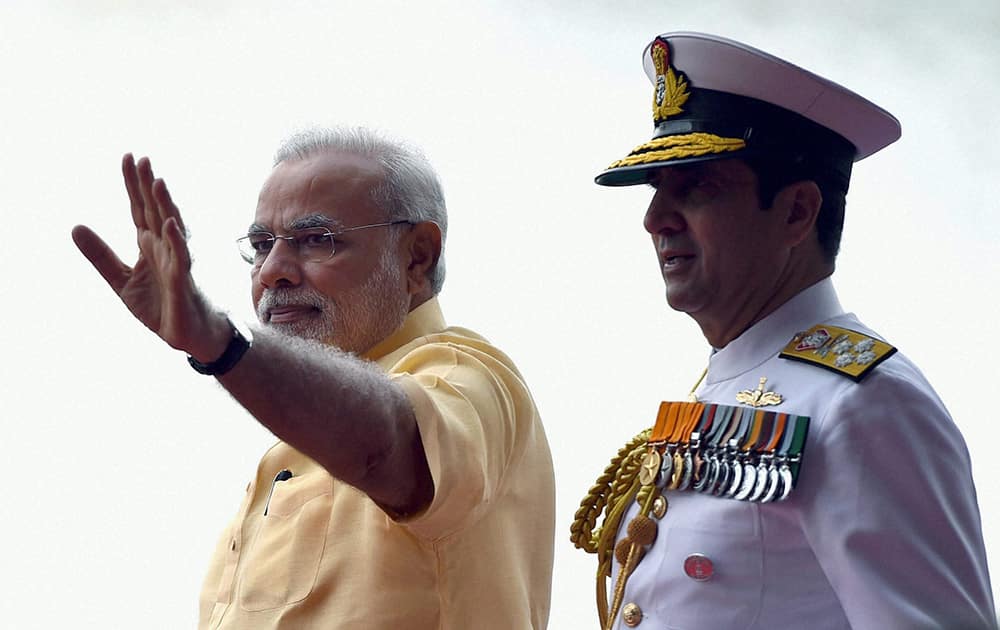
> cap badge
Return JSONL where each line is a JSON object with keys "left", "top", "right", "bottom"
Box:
{"left": 604, "top": 36, "right": 745, "bottom": 172}
{"left": 651, "top": 37, "right": 691, "bottom": 123}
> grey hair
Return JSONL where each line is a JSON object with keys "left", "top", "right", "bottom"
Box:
{"left": 273, "top": 126, "right": 448, "bottom": 295}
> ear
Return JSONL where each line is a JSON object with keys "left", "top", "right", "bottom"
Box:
{"left": 774, "top": 180, "right": 822, "bottom": 248}
{"left": 402, "top": 221, "right": 442, "bottom": 298}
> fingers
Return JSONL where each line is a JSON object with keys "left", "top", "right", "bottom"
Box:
{"left": 136, "top": 157, "right": 160, "bottom": 233}
{"left": 153, "top": 177, "right": 187, "bottom": 239}
{"left": 122, "top": 153, "right": 188, "bottom": 240}
{"left": 122, "top": 153, "right": 146, "bottom": 231}
{"left": 163, "top": 216, "right": 191, "bottom": 274}
{"left": 71, "top": 224, "right": 132, "bottom": 294}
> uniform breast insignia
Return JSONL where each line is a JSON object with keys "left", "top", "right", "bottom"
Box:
{"left": 735, "top": 376, "right": 783, "bottom": 407}
{"left": 779, "top": 324, "right": 896, "bottom": 382}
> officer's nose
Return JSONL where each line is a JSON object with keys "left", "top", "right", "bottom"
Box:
{"left": 643, "top": 190, "right": 687, "bottom": 236}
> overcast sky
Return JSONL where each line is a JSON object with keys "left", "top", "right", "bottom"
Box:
{"left": 2, "top": 1, "right": 999, "bottom": 627}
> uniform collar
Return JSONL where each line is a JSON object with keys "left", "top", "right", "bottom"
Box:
{"left": 706, "top": 277, "right": 843, "bottom": 383}
{"left": 363, "top": 297, "right": 447, "bottom": 366}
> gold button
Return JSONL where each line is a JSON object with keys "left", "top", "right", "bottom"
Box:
{"left": 651, "top": 495, "right": 667, "bottom": 519}
{"left": 622, "top": 602, "right": 643, "bottom": 627}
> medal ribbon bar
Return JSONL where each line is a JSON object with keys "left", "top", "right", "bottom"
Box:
{"left": 642, "top": 401, "right": 810, "bottom": 502}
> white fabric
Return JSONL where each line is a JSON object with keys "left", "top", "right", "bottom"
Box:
{"left": 611, "top": 278, "right": 995, "bottom": 630}
{"left": 640, "top": 32, "right": 900, "bottom": 160}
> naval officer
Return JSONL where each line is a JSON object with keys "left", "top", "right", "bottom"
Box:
{"left": 571, "top": 32, "right": 996, "bottom": 630}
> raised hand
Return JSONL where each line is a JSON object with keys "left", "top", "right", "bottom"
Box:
{"left": 72, "top": 154, "right": 227, "bottom": 360}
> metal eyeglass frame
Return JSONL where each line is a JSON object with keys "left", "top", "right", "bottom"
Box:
{"left": 236, "top": 220, "right": 411, "bottom": 264}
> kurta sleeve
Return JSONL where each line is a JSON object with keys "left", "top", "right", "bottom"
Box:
{"left": 387, "top": 340, "right": 534, "bottom": 540}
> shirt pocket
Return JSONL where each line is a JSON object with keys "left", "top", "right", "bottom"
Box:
{"left": 656, "top": 523, "right": 764, "bottom": 630}
{"left": 238, "top": 472, "right": 333, "bottom": 612}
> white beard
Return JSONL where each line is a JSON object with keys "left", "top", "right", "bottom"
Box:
{"left": 256, "top": 247, "right": 410, "bottom": 354}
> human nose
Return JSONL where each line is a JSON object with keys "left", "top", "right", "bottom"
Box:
{"left": 254, "top": 237, "right": 302, "bottom": 288}
{"left": 643, "top": 190, "right": 687, "bottom": 235}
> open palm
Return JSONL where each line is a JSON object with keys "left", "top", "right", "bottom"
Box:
{"left": 73, "top": 154, "right": 215, "bottom": 354}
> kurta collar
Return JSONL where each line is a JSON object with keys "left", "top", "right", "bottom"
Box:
{"left": 705, "top": 277, "right": 844, "bottom": 383}
{"left": 363, "top": 297, "right": 447, "bottom": 364}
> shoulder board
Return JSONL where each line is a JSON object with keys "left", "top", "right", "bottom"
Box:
{"left": 778, "top": 324, "right": 896, "bottom": 382}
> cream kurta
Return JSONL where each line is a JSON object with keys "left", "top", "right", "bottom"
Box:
{"left": 199, "top": 298, "right": 555, "bottom": 629}
{"left": 610, "top": 279, "right": 995, "bottom": 630}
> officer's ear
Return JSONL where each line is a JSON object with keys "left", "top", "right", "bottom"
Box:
{"left": 774, "top": 180, "right": 822, "bottom": 248}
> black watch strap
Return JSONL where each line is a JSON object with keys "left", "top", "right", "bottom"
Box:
{"left": 187, "top": 317, "right": 252, "bottom": 376}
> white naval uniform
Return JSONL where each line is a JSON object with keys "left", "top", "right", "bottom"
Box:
{"left": 611, "top": 278, "right": 996, "bottom": 630}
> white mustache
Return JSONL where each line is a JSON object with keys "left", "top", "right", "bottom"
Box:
{"left": 256, "top": 288, "right": 328, "bottom": 322}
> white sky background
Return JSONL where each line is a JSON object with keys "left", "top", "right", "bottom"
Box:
{"left": 1, "top": 1, "right": 998, "bottom": 627}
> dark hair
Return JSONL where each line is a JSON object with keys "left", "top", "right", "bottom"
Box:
{"left": 744, "top": 154, "right": 848, "bottom": 262}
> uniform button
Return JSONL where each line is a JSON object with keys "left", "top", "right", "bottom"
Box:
{"left": 622, "top": 602, "right": 643, "bottom": 627}
{"left": 684, "top": 553, "right": 714, "bottom": 581}
{"left": 651, "top": 495, "right": 667, "bottom": 519}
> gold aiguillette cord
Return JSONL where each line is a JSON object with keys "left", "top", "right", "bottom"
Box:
{"left": 600, "top": 370, "right": 707, "bottom": 630}
{"left": 687, "top": 366, "right": 707, "bottom": 402}
{"left": 604, "top": 487, "right": 659, "bottom": 630}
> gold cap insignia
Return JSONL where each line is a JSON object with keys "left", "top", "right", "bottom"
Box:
{"left": 651, "top": 37, "right": 691, "bottom": 124}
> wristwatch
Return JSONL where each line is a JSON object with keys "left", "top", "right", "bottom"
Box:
{"left": 187, "top": 316, "right": 253, "bottom": 376}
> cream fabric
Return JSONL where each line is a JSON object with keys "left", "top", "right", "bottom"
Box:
{"left": 199, "top": 298, "right": 554, "bottom": 629}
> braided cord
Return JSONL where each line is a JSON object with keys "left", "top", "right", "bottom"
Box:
{"left": 570, "top": 429, "right": 651, "bottom": 553}
{"left": 569, "top": 429, "right": 651, "bottom": 626}
{"left": 595, "top": 474, "right": 642, "bottom": 626}
{"left": 605, "top": 489, "right": 660, "bottom": 630}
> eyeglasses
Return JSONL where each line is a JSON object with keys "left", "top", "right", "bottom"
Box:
{"left": 237, "top": 220, "right": 411, "bottom": 264}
